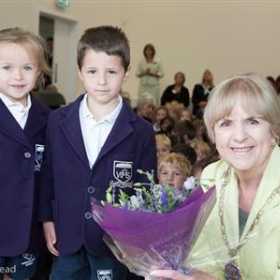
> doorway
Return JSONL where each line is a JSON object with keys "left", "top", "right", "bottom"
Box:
{"left": 39, "top": 11, "right": 78, "bottom": 104}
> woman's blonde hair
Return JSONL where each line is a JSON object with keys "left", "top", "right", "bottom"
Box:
{"left": 158, "top": 152, "right": 191, "bottom": 177}
{"left": 204, "top": 73, "right": 280, "bottom": 143}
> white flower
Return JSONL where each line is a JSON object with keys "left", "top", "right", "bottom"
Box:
{"left": 130, "top": 195, "right": 141, "bottom": 209}
{"left": 183, "top": 176, "right": 196, "bottom": 190}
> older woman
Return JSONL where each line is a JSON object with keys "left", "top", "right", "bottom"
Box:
{"left": 147, "top": 73, "right": 280, "bottom": 279}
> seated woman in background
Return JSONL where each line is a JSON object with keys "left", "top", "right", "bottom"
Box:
{"left": 192, "top": 69, "right": 214, "bottom": 117}
{"left": 161, "top": 71, "right": 190, "bottom": 108}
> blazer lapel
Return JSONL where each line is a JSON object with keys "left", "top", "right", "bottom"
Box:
{"left": 95, "top": 101, "right": 136, "bottom": 165}
{"left": 24, "top": 96, "right": 49, "bottom": 139}
{"left": 59, "top": 95, "right": 89, "bottom": 167}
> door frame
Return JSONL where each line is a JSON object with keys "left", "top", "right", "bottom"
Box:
{"left": 37, "top": 9, "right": 78, "bottom": 104}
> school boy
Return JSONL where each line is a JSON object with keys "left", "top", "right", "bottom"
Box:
{"left": 38, "top": 26, "right": 157, "bottom": 280}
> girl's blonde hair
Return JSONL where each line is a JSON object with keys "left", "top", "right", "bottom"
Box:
{"left": 155, "top": 134, "right": 172, "bottom": 150}
{"left": 191, "top": 140, "right": 211, "bottom": 159}
{"left": 0, "top": 27, "right": 51, "bottom": 88}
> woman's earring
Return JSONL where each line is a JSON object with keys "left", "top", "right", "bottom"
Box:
{"left": 271, "top": 139, "right": 276, "bottom": 147}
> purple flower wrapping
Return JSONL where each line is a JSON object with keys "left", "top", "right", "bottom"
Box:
{"left": 91, "top": 186, "right": 216, "bottom": 277}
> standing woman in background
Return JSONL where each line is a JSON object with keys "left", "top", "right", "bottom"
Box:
{"left": 136, "top": 43, "right": 164, "bottom": 105}
{"left": 192, "top": 69, "right": 214, "bottom": 118}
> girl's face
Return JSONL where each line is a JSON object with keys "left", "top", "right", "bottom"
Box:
{"left": 180, "top": 110, "right": 191, "bottom": 121}
{"left": 78, "top": 49, "right": 129, "bottom": 107}
{"left": 158, "top": 162, "right": 186, "bottom": 189}
{"left": 156, "top": 144, "right": 170, "bottom": 159}
{"left": 0, "top": 43, "right": 39, "bottom": 106}
{"left": 214, "top": 97, "right": 275, "bottom": 178}
{"left": 156, "top": 108, "right": 168, "bottom": 123}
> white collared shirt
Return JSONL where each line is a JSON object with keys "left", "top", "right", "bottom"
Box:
{"left": 0, "top": 92, "right": 31, "bottom": 129}
{"left": 79, "top": 94, "right": 123, "bottom": 168}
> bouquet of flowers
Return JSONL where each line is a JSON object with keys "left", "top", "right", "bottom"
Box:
{"left": 91, "top": 170, "right": 216, "bottom": 277}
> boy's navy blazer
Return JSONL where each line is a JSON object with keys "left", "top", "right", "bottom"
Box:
{"left": 0, "top": 95, "right": 50, "bottom": 256}
{"left": 38, "top": 94, "right": 157, "bottom": 256}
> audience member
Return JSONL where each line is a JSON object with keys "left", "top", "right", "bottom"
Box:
{"left": 178, "top": 108, "right": 192, "bottom": 122}
{"left": 192, "top": 69, "right": 214, "bottom": 117}
{"left": 134, "top": 92, "right": 155, "bottom": 123}
{"left": 156, "top": 115, "right": 176, "bottom": 139}
{"left": 153, "top": 105, "right": 169, "bottom": 132}
{"left": 171, "top": 120, "right": 197, "bottom": 146}
{"left": 136, "top": 43, "right": 164, "bottom": 105}
{"left": 155, "top": 133, "right": 172, "bottom": 160}
{"left": 190, "top": 151, "right": 220, "bottom": 180}
{"left": 190, "top": 139, "right": 211, "bottom": 162}
{"left": 171, "top": 143, "right": 197, "bottom": 165}
{"left": 161, "top": 71, "right": 190, "bottom": 108}
{"left": 158, "top": 152, "right": 191, "bottom": 192}
{"left": 165, "top": 100, "right": 185, "bottom": 123}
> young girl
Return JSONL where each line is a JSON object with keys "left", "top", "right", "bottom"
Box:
{"left": 153, "top": 105, "right": 168, "bottom": 132}
{"left": 158, "top": 152, "right": 191, "bottom": 192}
{"left": 155, "top": 133, "right": 172, "bottom": 159}
{"left": 0, "top": 27, "right": 51, "bottom": 280}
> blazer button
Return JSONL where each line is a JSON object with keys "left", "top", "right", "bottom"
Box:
{"left": 88, "top": 186, "right": 95, "bottom": 194}
{"left": 84, "top": 212, "right": 92, "bottom": 219}
{"left": 24, "top": 152, "right": 32, "bottom": 159}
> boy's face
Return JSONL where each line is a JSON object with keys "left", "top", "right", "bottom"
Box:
{"left": 78, "top": 49, "right": 129, "bottom": 105}
{"left": 158, "top": 162, "right": 186, "bottom": 189}
{"left": 0, "top": 43, "right": 39, "bottom": 106}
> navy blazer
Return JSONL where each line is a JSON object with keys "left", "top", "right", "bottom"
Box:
{"left": 0, "top": 95, "right": 50, "bottom": 256}
{"left": 38, "top": 94, "right": 157, "bottom": 256}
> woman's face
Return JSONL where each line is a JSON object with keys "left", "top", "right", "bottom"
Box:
{"left": 144, "top": 46, "right": 154, "bottom": 59}
{"left": 203, "top": 70, "right": 213, "bottom": 84}
{"left": 214, "top": 97, "right": 275, "bottom": 177}
{"left": 174, "top": 73, "right": 185, "bottom": 85}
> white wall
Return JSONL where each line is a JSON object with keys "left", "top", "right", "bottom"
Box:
{"left": 1, "top": 1, "right": 280, "bottom": 105}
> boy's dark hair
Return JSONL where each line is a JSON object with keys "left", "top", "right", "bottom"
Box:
{"left": 77, "top": 25, "right": 130, "bottom": 71}
{"left": 172, "top": 143, "right": 197, "bottom": 165}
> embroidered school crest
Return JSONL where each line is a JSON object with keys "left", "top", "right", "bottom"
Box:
{"left": 35, "top": 144, "right": 44, "bottom": 171}
{"left": 97, "top": 269, "right": 113, "bottom": 280}
{"left": 113, "top": 160, "right": 133, "bottom": 187}
{"left": 21, "top": 253, "right": 35, "bottom": 267}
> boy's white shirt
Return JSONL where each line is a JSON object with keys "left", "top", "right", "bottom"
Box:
{"left": 79, "top": 93, "right": 123, "bottom": 168}
{"left": 0, "top": 92, "right": 31, "bottom": 129}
